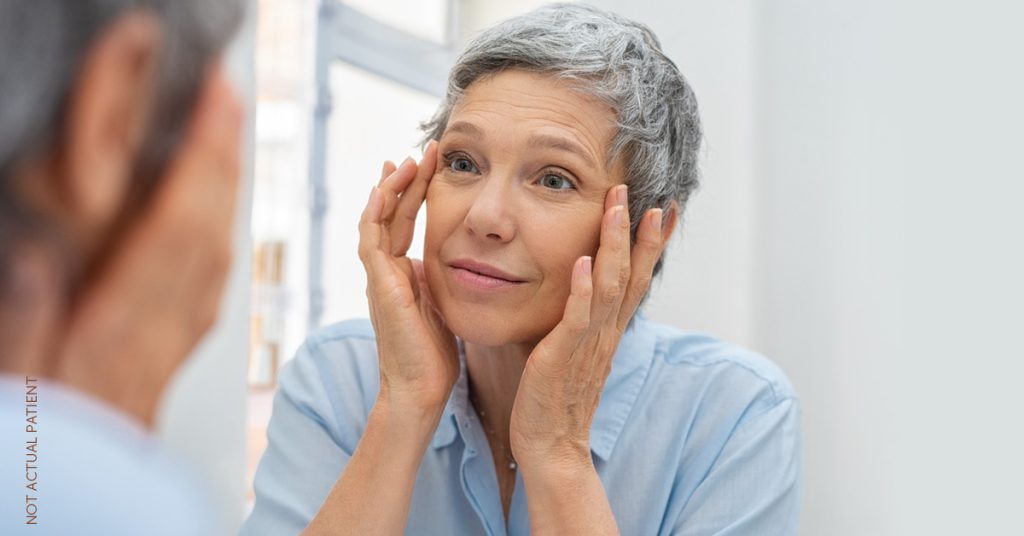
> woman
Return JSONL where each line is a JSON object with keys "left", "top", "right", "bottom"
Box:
{"left": 244, "top": 4, "right": 799, "bottom": 535}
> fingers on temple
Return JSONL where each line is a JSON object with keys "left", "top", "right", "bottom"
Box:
{"left": 617, "top": 208, "right": 664, "bottom": 331}
{"left": 378, "top": 158, "right": 418, "bottom": 224}
{"left": 543, "top": 255, "right": 593, "bottom": 364}
{"left": 360, "top": 144, "right": 436, "bottom": 292}
{"left": 380, "top": 160, "right": 397, "bottom": 182}
{"left": 592, "top": 185, "right": 631, "bottom": 325}
{"left": 563, "top": 256, "right": 593, "bottom": 336}
{"left": 391, "top": 140, "right": 437, "bottom": 256}
{"left": 358, "top": 187, "right": 403, "bottom": 302}
{"left": 358, "top": 187, "right": 386, "bottom": 265}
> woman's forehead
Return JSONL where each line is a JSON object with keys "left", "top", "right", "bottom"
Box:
{"left": 445, "top": 70, "right": 619, "bottom": 173}
{"left": 453, "top": 70, "right": 615, "bottom": 130}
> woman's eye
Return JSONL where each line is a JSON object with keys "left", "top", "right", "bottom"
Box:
{"left": 539, "top": 173, "right": 575, "bottom": 190}
{"left": 448, "top": 157, "right": 478, "bottom": 173}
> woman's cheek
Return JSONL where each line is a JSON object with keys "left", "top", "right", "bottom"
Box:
{"left": 426, "top": 173, "right": 464, "bottom": 202}
{"left": 424, "top": 180, "right": 464, "bottom": 249}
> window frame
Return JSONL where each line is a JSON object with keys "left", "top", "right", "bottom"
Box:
{"left": 306, "top": 0, "right": 458, "bottom": 331}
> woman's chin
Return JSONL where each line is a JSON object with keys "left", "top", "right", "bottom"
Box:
{"left": 445, "top": 312, "right": 516, "bottom": 347}
{"left": 440, "top": 306, "right": 545, "bottom": 348}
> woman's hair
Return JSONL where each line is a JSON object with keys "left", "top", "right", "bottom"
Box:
{"left": 420, "top": 2, "right": 702, "bottom": 278}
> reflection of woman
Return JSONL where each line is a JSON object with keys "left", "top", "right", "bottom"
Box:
{"left": 244, "top": 4, "right": 799, "bottom": 535}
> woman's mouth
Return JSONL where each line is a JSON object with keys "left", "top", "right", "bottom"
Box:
{"left": 448, "top": 259, "right": 525, "bottom": 291}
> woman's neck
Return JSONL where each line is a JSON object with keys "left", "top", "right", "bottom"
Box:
{"left": 0, "top": 242, "right": 165, "bottom": 429}
{"left": 0, "top": 244, "right": 64, "bottom": 378}
{"left": 463, "top": 340, "right": 533, "bottom": 445}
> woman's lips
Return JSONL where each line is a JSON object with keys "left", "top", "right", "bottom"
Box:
{"left": 448, "top": 259, "right": 525, "bottom": 291}
{"left": 451, "top": 267, "right": 522, "bottom": 290}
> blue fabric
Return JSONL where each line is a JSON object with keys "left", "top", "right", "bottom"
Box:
{"left": 242, "top": 316, "right": 801, "bottom": 535}
{"left": 0, "top": 375, "right": 219, "bottom": 535}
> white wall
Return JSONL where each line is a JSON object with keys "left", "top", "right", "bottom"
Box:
{"left": 755, "top": 1, "right": 1024, "bottom": 533}
{"left": 156, "top": 1, "right": 256, "bottom": 532}
{"left": 594, "top": 0, "right": 1024, "bottom": 533}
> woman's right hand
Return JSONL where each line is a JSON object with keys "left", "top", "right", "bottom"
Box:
{"left": 358, "top": 140, "right": 459, "bottom": 414}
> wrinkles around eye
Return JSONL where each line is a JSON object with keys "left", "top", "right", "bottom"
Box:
{"left": 440, "top": 150, "right": 582, "bottom": 194}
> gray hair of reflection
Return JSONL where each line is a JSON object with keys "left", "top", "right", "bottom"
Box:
{"left": 420, "top": 2, "right": 702, "bottom": 279}
{"left": 0, "top": 0, "right": 243, "bottom": 261}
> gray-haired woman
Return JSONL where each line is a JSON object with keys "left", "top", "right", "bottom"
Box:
{"left": 244, "top": 4, "right": 799, "bottom": 535}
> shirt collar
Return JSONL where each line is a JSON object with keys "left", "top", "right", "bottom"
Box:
{"left": 430, "top": 315, "right": 658, "bottom": 462}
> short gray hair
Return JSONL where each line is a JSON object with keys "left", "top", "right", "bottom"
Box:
{"left": 420, "top": 2, "right": 702, "bottom": 278}
{"left": 0, "top": 0, "right": 242, "bottom": 282}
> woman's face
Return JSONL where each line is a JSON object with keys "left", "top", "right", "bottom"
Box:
{"left": 424, "top": 69, "right": 623, "bottom": 347}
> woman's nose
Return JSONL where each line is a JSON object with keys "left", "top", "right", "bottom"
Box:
{"left": 463, "top": 175, "right": 515, "bottom": 243}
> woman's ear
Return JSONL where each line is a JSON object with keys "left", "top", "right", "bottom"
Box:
{"left": 59, "top": 9, "right": 161, "bottom": 229}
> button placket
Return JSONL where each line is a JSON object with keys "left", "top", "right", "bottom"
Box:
{"left": 457, "top": 409, "right": 506, "bottom": 536}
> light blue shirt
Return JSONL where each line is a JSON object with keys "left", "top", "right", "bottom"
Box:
{"left": 243, "top": 316, "right": 800, "bottom": 535}
{"left": 0, "top": 375, "right": 219, "bottom": 536}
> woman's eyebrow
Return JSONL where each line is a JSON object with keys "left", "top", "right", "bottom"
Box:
{"left": 445, "top": 120, "right": 485, "bottom": 138}
{"left": 445, "top": 120, "right": 598, "bottom": 171}
{"left": 526, "top": 134, "right": 597, "bottom": 171}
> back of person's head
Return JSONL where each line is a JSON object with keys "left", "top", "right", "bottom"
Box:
{"left": 0, "top": 0, "right": 245, "bottom": 383}
{"left": 0, "top": 0, "right": 243, "bottom": 294}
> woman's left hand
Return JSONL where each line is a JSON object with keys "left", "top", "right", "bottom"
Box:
{"left": 509, "top": 184, "right": 668, "bottom": 469}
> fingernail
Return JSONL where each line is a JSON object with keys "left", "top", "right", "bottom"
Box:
{"left": 401, "top": 156, "right": 415, "bottom": 167}
{"left": 616, "top": 185, "right": 628, "bottom": 207}
{"left": 652, "top": 208, "right": 663, "bottom": 230}
{"left": 582, "top": 256, "right": 592, "bottom": 274}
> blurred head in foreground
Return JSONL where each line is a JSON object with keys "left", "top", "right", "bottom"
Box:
{"left": 0, "top": 0, "right": 243, "bottom": 425}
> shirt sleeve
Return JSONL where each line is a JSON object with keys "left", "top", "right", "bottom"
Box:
{"left": 670, "top": 397, "right": 802, "bottom": 535}
{"left": 240, "top": 337, "right": 370, "bottom": 536}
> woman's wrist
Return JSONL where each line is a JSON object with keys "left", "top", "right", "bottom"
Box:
{"left": 516, "top": 442, "right": 593, "bottom": 481}
{"left": 305, "top": 389, "right": 445, "bottom": 535}
{"left": 513, "top": 435, "right": 591, "bottom": 471}
{"left": 519, "top": 453, "right": 620, "bottom": 535}
{"left": 372, "top": 391, "right": 449, "bottom": 437}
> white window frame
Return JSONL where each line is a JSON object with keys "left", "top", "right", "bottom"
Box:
{"left": 307, "top": 0, "right": 459, "bottom": 330}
